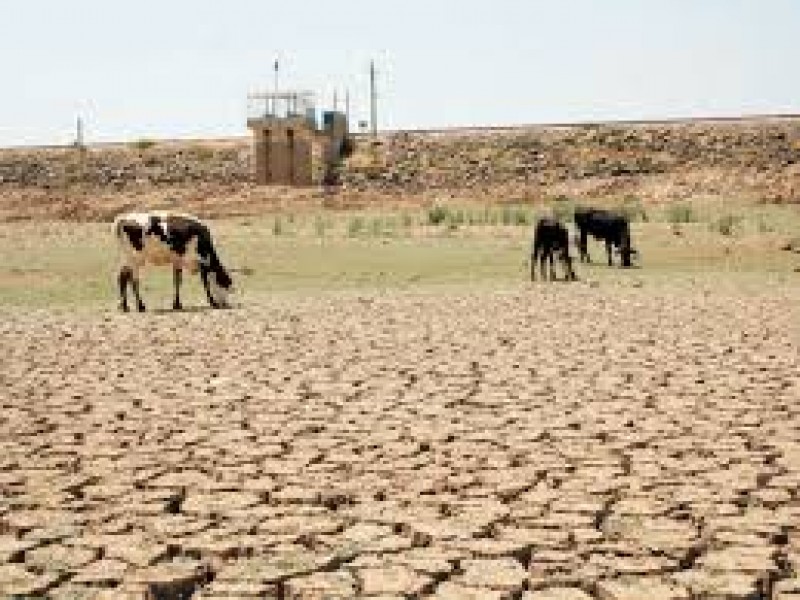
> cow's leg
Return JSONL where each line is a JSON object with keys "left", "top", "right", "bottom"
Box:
{"left": 579, "top": 230, "right": 590, "bottom": 263}
{"left": 621, "top": 247, "right": 632, "bottom": 268}
{"left": 118, "top": 266, "right": 132, "bottom": 312}
{"left": 562, "top": 253, "right": 577, "bottom": 281}
{"left": 130, "top": 268, "right": 146, "bottom": 312}
{"left": 172, "top": 267, "right": 183, "bottom": 310}
{"left": 200, "top": 266, "right": 219, "bottom": 309}
{"left": 539, "top": 252, "right": 548, "bottom": 281}
{"left": 606, "top": 241, "right": 614, "bottom": 266}
{"left": 549, "top": 251, "right": 557, "bottom": 281}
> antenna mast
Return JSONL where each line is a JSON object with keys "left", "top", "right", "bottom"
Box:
{"left": 369, "top": 60, "right": 377, "bottom": 138}
{"left": 75, "top": 116, "right": 85, "bottom": 148}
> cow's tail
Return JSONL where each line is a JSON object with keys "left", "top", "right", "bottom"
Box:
{"left": 112, "top": 215, "right": 132, "bottom": 267}
{"left": 113, "top": 215, "right": 125, "bottom": 241}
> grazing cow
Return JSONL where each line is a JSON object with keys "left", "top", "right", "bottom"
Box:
{"left": 574, "top": 207, "right": 637, "bottom": 267}
{"left": 114, "top": 211, "right": 233, "bottom": 312}
{"left": 531, "top": 217, "right": 577, "bottom": 281}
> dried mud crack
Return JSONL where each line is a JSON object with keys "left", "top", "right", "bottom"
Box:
{"left": 1, "top": 281, "right": 799, "bottom": 599}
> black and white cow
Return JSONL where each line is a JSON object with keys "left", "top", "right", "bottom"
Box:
{"left": 114, "top": 211, "right": 233, "bottom": 312}
{"left": 531, "top": 217, "right": 577, "bottom": 281}
{"left": 573, "top": 207, "right": 637, "bottom": 268}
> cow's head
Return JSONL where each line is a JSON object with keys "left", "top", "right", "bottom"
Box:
{"left": 209, "top": 265, "right": 234, "bottom": 308}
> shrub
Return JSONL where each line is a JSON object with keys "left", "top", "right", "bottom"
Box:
{"left": 427, "top": 205, "right": 450, "bottom": 225}
{"left": 347, "top": 216, "right": 364, "bottom": 237}
{"left": 757, "top": 218, "right": 774, "bottom": 234}
{"left": 383, "top": 216, "right": 398, "bottom": 236}
{"left": 618, "top": 195, "right": 648, "bottom": 222}
{"left": 551, "top": 201, "right": 575, "bottom": 223}
{"left": 370, "top": 216, "right": 384, "bottom": 237}
{"left": 513, "top": 207, "right": 531, "bottom": 226}
{"left": 448, "top": 208, "right": 465, "bottom": 227}
{"left": 131, "top": 138, "right": 156, "bottom": 151}
{"left": 666, "top": 203, "right": 696, "bottom": 224}
{"left": 191, "top": 146, "right": 216, "bottom": 162}
{"left": 781, "top": 236, "right": 800, "bottom": 252}
{"left": 314, "top": 215, "right": 328, "bottom": 237}
{"left": 711, "top": 214, "right": 742, "bottom": 236}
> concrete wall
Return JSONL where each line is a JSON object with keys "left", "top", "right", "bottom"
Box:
{"left": 249, "top": 117, "right": 315, "bottom": 186}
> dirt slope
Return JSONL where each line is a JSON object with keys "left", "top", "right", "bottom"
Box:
{"left": 1, "top": 116, "right": 799, "bottom": 221}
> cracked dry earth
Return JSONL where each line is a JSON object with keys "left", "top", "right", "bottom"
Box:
{"left": 1, "top": 282, "right": 799, "bottom": 599}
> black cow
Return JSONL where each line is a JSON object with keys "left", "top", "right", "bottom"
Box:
{"left": 574, "top": 207, "right": 636, "bottom": 267}
{"left": 114, "top": 211, "right": 233, "bottom": 312}
{"left": 531, "top": 217, "right": 577, "bottom": 281}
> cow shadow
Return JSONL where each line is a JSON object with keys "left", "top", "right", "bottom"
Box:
{"left": 150, "top": 305, "right": 239, "bottom": 315}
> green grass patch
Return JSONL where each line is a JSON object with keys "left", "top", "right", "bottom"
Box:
{"left": 0, "top": 200, "right": 798, "bottom": 309}
{"left": 666, "top": 202, "right": 697, "bottom": 224}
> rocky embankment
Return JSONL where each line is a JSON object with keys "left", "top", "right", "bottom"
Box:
{"left": 1, "top": 117, "right": 799, "bottom": 221}
{"left": 0, "top": 141, "right": 250, "bottom": 189}
{"left": 343, "top": 119, "right": 800, "bottom": 203}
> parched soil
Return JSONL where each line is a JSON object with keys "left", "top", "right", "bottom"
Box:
{"left": 1, "top": 281, "right": 799, "bottom": 599}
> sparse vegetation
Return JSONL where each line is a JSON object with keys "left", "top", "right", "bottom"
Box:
{"left": 711, "top": 214, "right": 742, "bottom": 236}
{"left": 314, "top": 215, "right": 329, "bottom": 238}
{"left": 447, "top": 208, "right": 466, "bottom": 227}
{"left": 1, "top": 199, "right": 799, "bottom": 308}
{"left": 370, "top": 216, "right": 384, "bottom": 237}
{"left": 666, "top": 202, "right": 696, "bottom": 224}
{"left": 500, "top": 205, "right": 514, "bottom": 226}
{"left": 757, "top": 218, "right": 774, "bottom": 234}
{"left": 347, "top": 215, "right": 365, "bottom": 237}
{"left": 427, "top": 205, "right": 449, "bottom": 226}
{"left": 131, "top": 138, "right": 157, "bottom": 151}
{"left": 781, "top": 237, "right": 800, "bottom": 253}
{"left": 618, "top": 195, "right": 648, "bottom": 222}
{"left": 190, "top": 146, "right": 216, "bottom": 162}
{"left": 513, "top": 206, "right": 532, "bottom": 225}
{"left": 550, "top": 199, "right": 575, "bottom": 223}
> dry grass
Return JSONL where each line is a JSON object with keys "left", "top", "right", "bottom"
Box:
{"left": 0, "top": 198, "right": 797, "bottom": 309}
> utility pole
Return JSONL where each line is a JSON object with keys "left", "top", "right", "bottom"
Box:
{"left": 369, "top": 60, "right": 377, "bottom": 138}
{"left": 75, "top": 116, "right": 85, "bottom": 150}
{"left": 345, "top": 89, "right": 351, "bottom": 131}
{"left": 272, "top": 57, "right": 279, "bottom": 115}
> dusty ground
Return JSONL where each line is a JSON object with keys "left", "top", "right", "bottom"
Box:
{"left": 2, "top": 278, "right": 799, "bottom": 599}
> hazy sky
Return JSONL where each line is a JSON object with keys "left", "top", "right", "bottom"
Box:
{"left": 1, "top": 1, "right": 797, "bottom": 146}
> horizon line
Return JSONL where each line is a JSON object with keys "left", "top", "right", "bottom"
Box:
{"left": 3, "top": 111, "right": 799, "bottom": 151}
